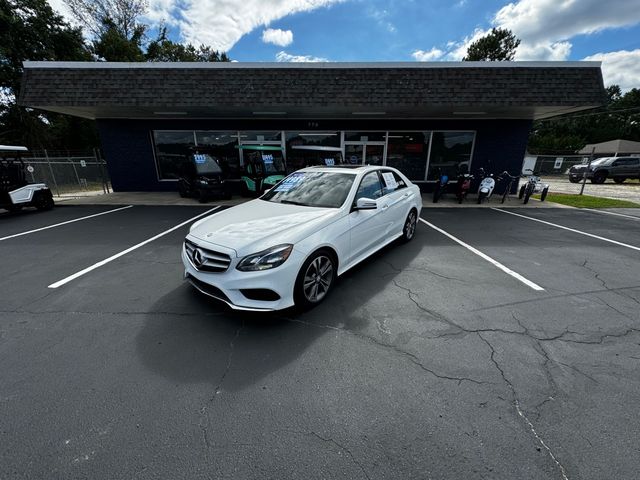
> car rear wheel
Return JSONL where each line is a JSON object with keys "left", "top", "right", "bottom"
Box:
{"left": 401, "top": 209, "right": 417, "bottom": 242}
{"left": 294, "top": 250, "right": 336, "bottom": 309}
{"left": 568, "top": 176, "right": 580, "bottom": 183}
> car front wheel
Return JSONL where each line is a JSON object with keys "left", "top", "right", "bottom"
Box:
{"left": 294, "top": 250, "right": 336, "bottom": 309}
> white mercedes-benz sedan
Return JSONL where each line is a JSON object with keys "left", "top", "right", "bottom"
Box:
{"left": 182, "top": 165, "right": 422, "bottom": 311}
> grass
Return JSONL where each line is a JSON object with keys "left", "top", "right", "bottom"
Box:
{"left": 534, "top": 193, "right": 640, "bottom": 208}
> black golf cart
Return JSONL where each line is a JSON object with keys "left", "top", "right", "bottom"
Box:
{"left": 1, "top": 145, "right": 54, "bottom": 212}
{"left": 177, "top": 153, "right": 231, "bottom": 202}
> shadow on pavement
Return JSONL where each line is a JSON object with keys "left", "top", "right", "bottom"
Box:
{"left": 135, "top": 236, "right": 423, "bottom": 391}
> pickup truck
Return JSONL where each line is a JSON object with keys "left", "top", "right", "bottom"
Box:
{"left": 568, "top": 156, "right": 640, "bottom": 184}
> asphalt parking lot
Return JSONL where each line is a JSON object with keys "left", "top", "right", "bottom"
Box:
{"left": 1, "top": 204, "right": 639, "bottom": 480}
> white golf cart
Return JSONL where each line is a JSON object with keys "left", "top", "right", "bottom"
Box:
{"left": 1, "top": 145, "right": 54, "bottom": 212}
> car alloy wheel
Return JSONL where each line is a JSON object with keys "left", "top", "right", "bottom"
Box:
{"left": 302, "top": 255, "right": 334, "bottom": 304}
{"left": 403, "top": 210, "right": 417, "bottom": 242}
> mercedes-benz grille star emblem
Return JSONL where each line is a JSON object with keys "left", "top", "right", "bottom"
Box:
{"left": 192, "top": 248, "right": 205, "bottom": 268}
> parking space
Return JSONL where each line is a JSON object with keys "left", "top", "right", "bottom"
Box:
{"left": 1, "top": 205, "right": 639, "bottom": 479}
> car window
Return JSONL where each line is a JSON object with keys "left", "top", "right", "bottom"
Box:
{"left": 380, "top": 170, "right": 407, "bottom": 194}
{"left": 261, "top": 171, "right": 355, "bottom": 208}
{"left": 354, "top": 172, "right": 384, "bottom": 203}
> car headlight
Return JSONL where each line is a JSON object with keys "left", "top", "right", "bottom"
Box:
{"left": 236, "top": 244, "right": 293, "bottom": 272}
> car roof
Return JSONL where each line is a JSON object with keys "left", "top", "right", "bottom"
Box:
{"left": 300, "top": 165, "right": 392, "bottom": 175}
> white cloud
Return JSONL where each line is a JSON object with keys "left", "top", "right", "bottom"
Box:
{"left": 411, "top": 48, "right": 444, "bottom": 62}
{"left": 584, "top": 49, "right": 640, "bottom": 92}
{"left": 178, "top": 0, "right": 345, "bottom": 51}
{"left": 275, "top": 50, "right": 328, "bottom": 62}
{"left": 494, "top": 0, "right": 640, "bottom": 61}
{"left": 262, "top": 28, "right": 293, "bottom": 47}
{"left": 437, "top": 0, "right": 640, "bottom": 62}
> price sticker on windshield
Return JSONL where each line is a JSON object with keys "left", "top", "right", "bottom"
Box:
{"left": 324, "top": 158, "right": 335, "bottom": 166}
{"left": 382, "top": 172, "right": 398, "bottom": 191}
{"left": 194, "top": 154, "right": 206, "bottom": 164}
{"left": 274, "top": 173, "right": 304, "bottom": 192}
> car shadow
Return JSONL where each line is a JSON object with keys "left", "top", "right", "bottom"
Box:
{"left": 135, "top": 236, "right": 423, "bottom": 392}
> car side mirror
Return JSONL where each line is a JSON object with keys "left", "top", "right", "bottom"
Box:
{"left": 355, "top": 197, "right": 377, "bottom": 210}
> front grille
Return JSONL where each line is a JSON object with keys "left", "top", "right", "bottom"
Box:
{"left": 184, "top": 238, "right": 232, "bottom": 272}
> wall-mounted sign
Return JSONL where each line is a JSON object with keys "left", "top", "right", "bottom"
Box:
{"left": 554, "top": 157, "right": 564, "bottom": 169}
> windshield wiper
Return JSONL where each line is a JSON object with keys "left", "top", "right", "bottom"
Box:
{"left": 280, "top": 200, "right": 309, "bottom": 206}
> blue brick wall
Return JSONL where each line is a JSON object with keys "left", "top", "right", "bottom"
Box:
{"left": 97, "top": 119, "right": 532, "bottom": 193}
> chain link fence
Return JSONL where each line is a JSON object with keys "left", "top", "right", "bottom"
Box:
{"left": 21, "top": 150, "right": 111, "bottom": 197}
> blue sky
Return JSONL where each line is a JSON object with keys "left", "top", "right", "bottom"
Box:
{"left": 50, "top": 0, "right": 640, "bottom": 90}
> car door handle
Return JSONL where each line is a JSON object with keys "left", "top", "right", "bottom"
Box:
{"left": 382, "top": 204, "right": 389, "bottom": 209}
{"left": 403, "top": 192, "right": 410, "bottom": 197}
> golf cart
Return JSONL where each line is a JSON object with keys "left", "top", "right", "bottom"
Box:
{"left": 238, "top": 145, "right": 287, "bottom": 196}
{"left": 177, "top": 152, "right": 231, "bottom": 202}
{"left": 1, "top": 145, "right": 54, "bottom": 212}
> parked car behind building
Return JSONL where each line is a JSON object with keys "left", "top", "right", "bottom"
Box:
{"left": 568, "top": 156, "right": 640, "bottom": 184}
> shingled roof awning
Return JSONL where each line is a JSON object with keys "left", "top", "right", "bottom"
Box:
{"left": 19, "top": 61, "right": 606, "bottom": 121}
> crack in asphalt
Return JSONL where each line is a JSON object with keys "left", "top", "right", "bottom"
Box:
{"left": 382, "top": 259, "right": 465, "bottom": 282}
{"left": 477, "top": 333, "right": 570, "bottom": 480}
{"left": 310, "top": 432, "right": 371, "bottom": 480}
{"left": 283, "top": 316, "right": 488, "bottom": 385}
{"left": 199, "top": 321, "right": 244, "bottom": 456}
{"left": 581, "top": 260, "right": 637, "bottom": 321}
{"left": 471, "top": 285, "right": 640, "bottom": 312}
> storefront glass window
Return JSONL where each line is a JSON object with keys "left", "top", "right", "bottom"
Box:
{"left": 426, "top": 132, "right": 475, "bottom": 181}
{"left": 344, "top": 131, "right": 386, "bottom": 142}
{"left": 152, "top": 131, "right": 195, "bottom": 180}
{"left": 194, "top": 131, "right": 240, "bottom": 178}
{"left": 239, "top": 131, "right": 282, "bottom": 142}
{"left": 386, "top": 132, "right": 430, "bottom": 180}
{"left": 285, "top": 132, "right": 341, "bottom": 171}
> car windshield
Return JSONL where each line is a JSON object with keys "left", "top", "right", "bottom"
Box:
{"left": 193, "top": 154, "right": 223, "bottom": 175}
{"left": 261, "top": 171, "right": 355, "bottom": 208}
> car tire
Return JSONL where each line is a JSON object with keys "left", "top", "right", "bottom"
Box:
{"left": 613, "top": 177, "right": 626, "bottom": 184}
{"left": 540, "top": 187, "right": 549, "bottom": 202}
{"left": 294, "top": 249, "right": 337, "bottom": 309}
{"left": 401, "top": 209, "right": 417, "bottom": 242}
{"left": 568, "top": 176, "right": 580, "bottom": 184}
{"left": 592, "top": 172, "right": 607, "bottom": 184}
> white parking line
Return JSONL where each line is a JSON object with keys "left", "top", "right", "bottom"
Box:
{"left": 491, "top": 208, "right": 640, "bottom": 252}
{"left": 581, "top": 208, "right": 640, "bottom": 221}
{"left": 0, "top": 205, "right": 134, "bottom": 242}
{"left": 48, "top": 206, "right": 221, "bottom": 289}
{"left": 418, "top": 217, "right": 545, "bottom": 291}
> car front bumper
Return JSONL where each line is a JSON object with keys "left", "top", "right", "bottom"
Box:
{"left": 182, "top": 243, "right": 302, "bottom": 311}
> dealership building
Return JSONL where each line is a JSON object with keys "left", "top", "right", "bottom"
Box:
{"left": 19, "top": 61, "right": 605, "bottom": 192}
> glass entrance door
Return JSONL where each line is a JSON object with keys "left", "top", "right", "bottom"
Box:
{"left": 345, "top": 144, "right": 364, "bottom": 165}
{"left": 344, "top": 142, "right": 386, "bottom": 165}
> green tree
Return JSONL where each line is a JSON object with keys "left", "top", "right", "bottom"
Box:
{"left": 93, "top": 17, "right": 145, "bottom": 61}
{"left": 527, "top": 85, "right": 640, "bottom": 154}
{"left": 463, "top": 28, "right": 521, "bottom": 61}
{"left": 0, "top": 0, "right": 95, "bottom": 148}
{"left": 145, "top": 25, "right": 230, "bottom": 62}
